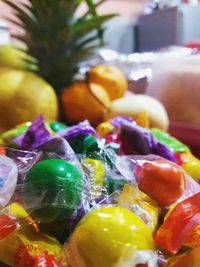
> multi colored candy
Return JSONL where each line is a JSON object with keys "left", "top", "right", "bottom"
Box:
{"left": 0, "top": 115, "right": 199, "bottom": 267}
{"left": 0, "top": 203, "right": 61, "bottom": 266}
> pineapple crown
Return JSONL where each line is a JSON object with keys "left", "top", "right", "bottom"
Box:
{"left": 2, "top": 0, "right": 116, "bottom": 95}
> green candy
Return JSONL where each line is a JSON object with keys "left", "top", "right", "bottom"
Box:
{"left": 1, "top": 123, "right": 29, "bottom": 147}
{"left": 23, "top": 159, "right": 82, "bottom": 223}
{"left": 49, "top": 121, "right": 67, "bottom": 133}
{"left": 150, "top": 128, "right": 190, "bottom": 153}
{"left": 104, "top": 177, "right": 126, "bottom": 195}
{"left": 69, "top": 135, "right": 99, "bottom": 154}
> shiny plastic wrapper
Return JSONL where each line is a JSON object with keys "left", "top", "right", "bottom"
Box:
{"left": 0, "top": 147, "right": 161, "bottom": 267}
{"left": 0, "top": 116, "right": 200, "bottom": 267}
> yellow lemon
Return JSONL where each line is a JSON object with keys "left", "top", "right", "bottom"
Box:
{"left": 0, "top": 69, "right": 58, "bottom": 131}
{"left": 0, "top": 45, "right": 36, "bottom": 70}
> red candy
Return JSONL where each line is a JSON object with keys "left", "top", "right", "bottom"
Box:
{"left": 34, "top": 252, "right": 58, "bottom": 267}
{"left": 0, "top": 146, "right": 6, "bottom": 156}
{"left": 0, "top": 215, "right": 17, "bottom": 240}
{"left": 155, "top": 193, "right": 200, "bottom": 254}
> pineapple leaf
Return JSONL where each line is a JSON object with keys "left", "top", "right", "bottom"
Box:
{"left": 1, "top": 0, "right": 115, "bottom": 94}
{"left": 73, "top": 14, "right": 116, "bottom": 34}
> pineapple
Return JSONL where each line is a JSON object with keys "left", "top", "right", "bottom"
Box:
{"left": 2, "top": 0, "right": 115, "bottom": 95}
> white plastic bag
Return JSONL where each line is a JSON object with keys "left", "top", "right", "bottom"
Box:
{"left": 147, "top": 55, "right": 200, "bottom": 126}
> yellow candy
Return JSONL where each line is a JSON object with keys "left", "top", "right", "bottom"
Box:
{"left": 83, "top": 158, "right": 105, "bottom": 198}
{"left": 8, "top": 202, "right": 29, "bottom": 219}
{"left": 96, "top": 122, "right": 114, "bottom": 138}
{"left": 182, "top": 153, "right": 200, "bottom": 182}
{"left": 64, "top": 206, "right": 154, "bottom": 267}
{"left": 140, "top": 192, "right": 159, "bottom": 232}
{"left": 135, "top": 112, "right": 150, "bottom": 129}
{"left": 119, "top": 185, "right": 159, "bottom": 232}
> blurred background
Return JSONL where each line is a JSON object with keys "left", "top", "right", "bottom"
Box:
{"left": 2, "top": 0, "right": 200, "bottom": 53}
{"left": 1, "top": 0, "right": 200, "bottom": 154}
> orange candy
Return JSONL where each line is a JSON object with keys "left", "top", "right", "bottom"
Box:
{"left": 138, "top": 159, "right": 185, "bottom": 206}
{"left": 165, "top": 253, "right": 195, "bottom": 267}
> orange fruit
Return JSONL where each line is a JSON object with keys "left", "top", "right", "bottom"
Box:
{"left": 88, "top": 65, "right": 127, "bottom": 100}
{"left": 0, "top": 69, "right": 58, "bottom": 131}
{"left": 61, "top": 82, "right": 110, "bottom": 126}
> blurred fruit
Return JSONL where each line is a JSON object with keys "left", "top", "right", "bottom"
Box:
{"left": 105, "top": 95, "right": 169, "bottom": 130}
{"left": 138, "top": 159, "right": 185, "bottom": 206}
{"left": 0, "top": 45, "right": 36, "bottom": 71}
{"left": 89, "top": 65, "right": 128, "bottom": 100}
{"left": 66, "top": 206, "right": 154, "bottom": 267}
{"left": 61, "top": 82, "right": 110, "bottom": 126}
{"left": 125, "top": 91, "right": 135, "bottom": 97}
{"left": 0, "top": 69, "right": 58, "bottom": 130}
{"left": 3, "top": 1, "right": 114, "bottom": 96}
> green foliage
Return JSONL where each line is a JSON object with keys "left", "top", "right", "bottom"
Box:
{"left": 2, "top": 0, "right": 116, "bottom": 94}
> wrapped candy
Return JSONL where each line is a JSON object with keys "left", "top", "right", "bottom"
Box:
{"left": 137, "top": 159, "right": 185, "bottom": 206}
{"left": 119, "top": 184, "right": 159, "bottom": 232}
{"left": 82, "top": 158, "right": 105, "bottom": 198}
{"left": 155, "top": 193, "right": 200, "bottom": 254}
{"left": 22, "top": 158, "right": 84, "bottom": 243}
{"left": 59, "top": 206, "right": 155, "bottom": 267}
{"left": 151, "top": 128, "right": 200, "bottom": 182}
{"left": 164, "top": 247, "right": 200, "bottom": 267}
{"left": 0, "top": 115, "right": 200, "bottom": 267}
{"left": 0, "top": 203, "right": 61, "bottom": 266}
{"left": 122, "top": 156, "right": 200, "bottom": 208}
{"left": 0, "top": 155, "right": 18, "bottom": 209}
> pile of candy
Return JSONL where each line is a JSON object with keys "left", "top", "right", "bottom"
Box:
{"left": 0, "top": 115, "right": 200, "bottom": 267}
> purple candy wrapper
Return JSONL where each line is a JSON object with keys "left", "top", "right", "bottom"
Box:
{"left": 58, "top": 120, "right": 98, "bottom": 140}
{"left": 14, "top": 115, "right": 51, "bottom": 150}
{"left": 112, "top": 116, "right": 176, "bottom": 162}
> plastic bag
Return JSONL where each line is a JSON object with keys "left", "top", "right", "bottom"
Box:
{"left": 146, "top": 55, "right": 200, "bottom": 126}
